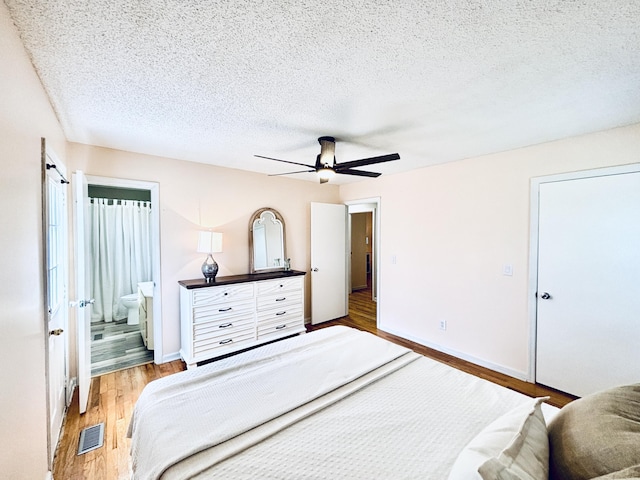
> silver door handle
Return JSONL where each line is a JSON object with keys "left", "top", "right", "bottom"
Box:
{"left": 79, "top": 299, "right": 95, "bottom": 308}
{"left": 49, "top": 328, "right": 64, "bottom": 336}
{"left": 540, "top": 292, "right": 552, "bottom": 300}
{"left": 312, "top": 268, "right": 319, "bottom": 272}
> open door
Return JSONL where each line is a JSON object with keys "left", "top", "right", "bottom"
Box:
{"left": 310, "top": 202, "right": 347, "bottom": 324}
{"left": 73, "top": 171, "right": 92, "bottom": 414}
{"left": 43, "top": 140, "right": 69, "bottom": 466}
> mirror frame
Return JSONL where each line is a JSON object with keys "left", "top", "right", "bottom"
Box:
{"left": 249, "top": 207, "right": 287, "bottom": 274}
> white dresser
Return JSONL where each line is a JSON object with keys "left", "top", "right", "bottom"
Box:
{"left": 179, "top": 271, "right": 306, "bottom": 368}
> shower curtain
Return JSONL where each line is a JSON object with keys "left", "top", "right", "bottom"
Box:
{"left": 89, "top": 199, "right": 152, "bottom": 322}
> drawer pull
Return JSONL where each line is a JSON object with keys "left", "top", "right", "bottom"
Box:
{"left": 219, "top": 323, "right": 233, "bottom": 328}
{"left": 218, "top": 307, "right": 232, "bottom": 312}
{"left": 219, "top": 339, "right": 233, "bottom": 345}
{"left": 275, "top": 324, "right": 286, "bottom": 330}
{"left": 275, "top": 297, "right": 286, "bottom": 302}
{"left": 276, "top": 311, "right": 286, "bottom": 316}
{"left": 224, "top": 292, "right": 229, "bottom": 296}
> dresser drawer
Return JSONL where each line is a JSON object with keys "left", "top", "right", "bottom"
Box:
{"left": 256, "top": 277, "right": 303, "bottom": 296}
{"left": 193, "top": 316, "right": 255, "bottom": 340}
{"left": 193, "top": 298, "right": 255, "bottom": 324}
{"left": 192, "top": 283, "right": 255, "bottom": 306}
{"left": 257, "top": 304, "right": 302, "bottom": 324}
{"left": 257, "top": 316, "right": 304, "bottom": 338}
{"left": 256, "top": 290, "right": 302, "bottom": 312}
{"left": 194, "top": 328, "right": 255, "bottom": 357}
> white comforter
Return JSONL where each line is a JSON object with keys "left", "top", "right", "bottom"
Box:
{"left": 129, "top": 326, "right": 544, "bottom": 479}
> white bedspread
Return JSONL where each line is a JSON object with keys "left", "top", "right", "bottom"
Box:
{"left": 128, "top": 326, "right": 416, "bottom": 480}
{"left": 129, "top": 326, "right": 552, "bottom": 479}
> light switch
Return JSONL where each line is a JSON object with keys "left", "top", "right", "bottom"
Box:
{"left": 391, "top": 255, "right": 397, "bottom": 265}
{"left": 503, "top": 264, "right": 513, "bottom": 276}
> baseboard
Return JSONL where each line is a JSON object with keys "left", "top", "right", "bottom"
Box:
{"left": 380, "top": 325, "right": 531, "bottom": 382}
{"left": 162, "top": 351, "right": 182, "bottom": 364}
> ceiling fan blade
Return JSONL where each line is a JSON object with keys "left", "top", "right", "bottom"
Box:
{"left": 254, "top": 155, "right": 316, "bottom": 169}
{"left": 336, "top": 169, "right": 381, "bottom": 178}
{"left": 335, "top": 153, "right": 400, "bottom": 170}
{"left": 268, "top": 169, "right": 316, "bottom": 176}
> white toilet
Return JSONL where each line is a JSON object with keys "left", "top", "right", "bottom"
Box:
{"left": 120, "top": 293, "right": 140, "bottom": 325}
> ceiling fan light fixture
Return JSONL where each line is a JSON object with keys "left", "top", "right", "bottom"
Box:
{"left": 318, "top": 165, "right": 335, "bottom": 182}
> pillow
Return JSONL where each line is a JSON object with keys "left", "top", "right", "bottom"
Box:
{"left": 547, "top": 383, "right": 640, "bottom": 480}
{"left": 448, "top": 397, "right": 550, "bottom": 480}
{"left": 591, "top": 464, "right": 640, "bottom": 479}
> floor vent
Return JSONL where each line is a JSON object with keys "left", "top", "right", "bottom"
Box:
{"left": 77, "top": 423, "right": 104, "bottom": 455}
{"left": 93, "top": 333, "right": 103, "bottom": 341}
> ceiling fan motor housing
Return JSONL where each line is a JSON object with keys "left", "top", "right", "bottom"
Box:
{"left": 317, "top": 136, "right": 336, "bottom": 167}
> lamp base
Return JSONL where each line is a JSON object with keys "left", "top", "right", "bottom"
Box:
{"left": 202, "top": 254, "right": 219, "bottom": 283}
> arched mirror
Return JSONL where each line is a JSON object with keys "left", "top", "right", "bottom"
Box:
{"left": 249, "top": 208, "right": 286, "bottom": 273}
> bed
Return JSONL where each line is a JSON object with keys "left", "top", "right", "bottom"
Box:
{"left": 128, "top": 326, "right": 640, "bottom": 480}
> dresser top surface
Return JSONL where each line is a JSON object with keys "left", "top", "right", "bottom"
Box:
{"left": 178, "top": 270, "right": 306, "bottom": 289}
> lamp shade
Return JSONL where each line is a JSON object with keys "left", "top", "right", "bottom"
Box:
{"left": 197, "top": 231, "right": 223, "bottom": 254}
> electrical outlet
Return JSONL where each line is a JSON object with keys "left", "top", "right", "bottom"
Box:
{"left": 439, "top": 319, "right": 447, "bottom": 331}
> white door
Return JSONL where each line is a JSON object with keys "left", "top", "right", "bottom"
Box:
{"left": 536, "top": 170, "right": 640, "bottom": 397}
{"left": 44, "top": 145, "right": 69, "bottom": 464}
{"left": 311, "top": 202, "right": 347, "bottom": 324}
{"left": 73, "top": 171, "right": 93, "bottom": 414}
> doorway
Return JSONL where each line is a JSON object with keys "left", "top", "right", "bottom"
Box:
{"left": 82, "top": 175, "right": 162, "bottom": 373}
{"left": 87, "top": 184, "right": 154, "bottom": 376}
{"left": 347, "top": 199, "right": 380, "bottom": 329}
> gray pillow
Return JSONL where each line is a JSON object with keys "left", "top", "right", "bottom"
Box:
{"left": 547, "top": 384, "right": 640, "bottom": 480}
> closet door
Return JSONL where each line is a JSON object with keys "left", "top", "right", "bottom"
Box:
{"left": 536, "top": 170, "right": 640, "bottom": 397}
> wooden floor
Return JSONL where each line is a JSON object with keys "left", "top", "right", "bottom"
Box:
{"left": 53, "top": 362, "right": 186, "bottom": 480}
{"left": 53, "top": 287, "right": 576, "bottom": 479}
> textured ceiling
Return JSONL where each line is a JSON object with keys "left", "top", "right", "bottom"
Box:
{"left": 5, "top": 0, "right": 640, "bottom": 183}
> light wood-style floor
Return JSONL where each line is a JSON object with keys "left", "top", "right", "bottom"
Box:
{"left": 53, "top": 288, "right": 576, "bottom": 479}
{"left": 91, "top": 319, "right": 154, "bottom": 377}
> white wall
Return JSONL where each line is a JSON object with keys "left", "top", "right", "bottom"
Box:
{"left": 340, "top": 123, "right": 640, "bottom": 379}
{"left": 69, "top": 143, "right": 341, "bottom": 359}
{"left": 0, "top": 2, "right": 67, "bottom": 478}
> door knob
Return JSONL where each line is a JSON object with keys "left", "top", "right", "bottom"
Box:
{"left": 540, "top": 292, "right": 552, "bottom": 300}
{"left": 312, "top": 268, "right": 319, "bottom": 272}
{"left": 49, "top": 328, "right": 64, "bottom": 336}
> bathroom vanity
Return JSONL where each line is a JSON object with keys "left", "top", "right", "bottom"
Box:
{"left": 178, "top": 270, "right": 306, "bottom": 368}
{"left": 138, "top": 282, "right": 154, "bottom": 349}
